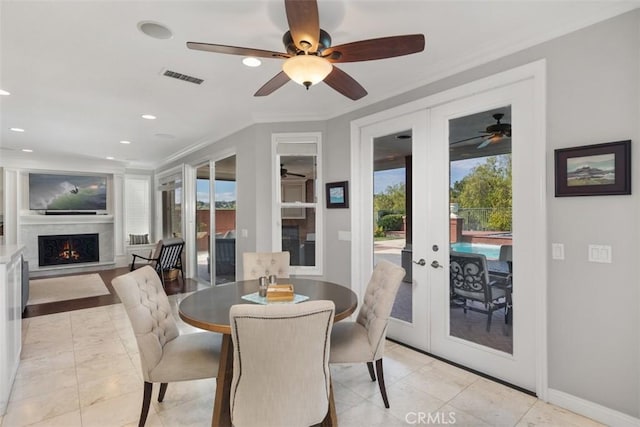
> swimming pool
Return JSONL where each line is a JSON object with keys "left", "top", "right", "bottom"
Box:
{"left": 450, "top": 242, "right": 501, "bottom": 260}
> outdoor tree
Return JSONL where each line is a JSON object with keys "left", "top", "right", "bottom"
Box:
{"left": 374, "top": 182, "right": 406, "bottom": 215}
{"left": 453, "top": 155, "right": 512, "bottom": 230}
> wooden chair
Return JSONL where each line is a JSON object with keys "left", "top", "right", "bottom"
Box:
{"left": 130, "top": 237, "right": 184, "bottom": 287}
{"left": 112, "top": 266, "right": 221, "bottom": 427}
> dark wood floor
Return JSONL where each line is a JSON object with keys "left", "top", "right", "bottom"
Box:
{"left": 23, "top": 267, "right": 202, "bottom": 318}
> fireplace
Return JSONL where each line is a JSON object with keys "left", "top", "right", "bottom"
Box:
{"left": 38, "top": 233, "right": 100, "bottom": 267}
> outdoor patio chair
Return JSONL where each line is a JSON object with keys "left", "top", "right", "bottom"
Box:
{"left": 450, "top": 251, "right": 508, "bottom": 332}
{"left": 130, "top": 237, "right": 184, "bottom": 288}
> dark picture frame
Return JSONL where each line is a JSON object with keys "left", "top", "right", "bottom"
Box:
{"left": 326, "top": 181, "right": 349, "bottom": 208}
{"left": 554, "top": 140, "right": 631, "bottom": 197}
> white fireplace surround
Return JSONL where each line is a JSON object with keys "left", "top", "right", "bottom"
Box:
{"left": 20, "top": 214, "right": 115, "bottom": 276}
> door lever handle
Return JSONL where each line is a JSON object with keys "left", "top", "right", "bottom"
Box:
{"left": 430, "top": 260, "right": 444, "bottom": 269}
{"left": 413, "top": 259, "right": 426, "bottom": 266}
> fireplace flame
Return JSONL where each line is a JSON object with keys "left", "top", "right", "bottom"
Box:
{"left": 59, "top": 241, "right": 81, "bottom": 260}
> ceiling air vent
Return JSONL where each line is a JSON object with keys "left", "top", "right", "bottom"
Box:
{"left": 161, "top": 69, "right": 204, "bottom": 85}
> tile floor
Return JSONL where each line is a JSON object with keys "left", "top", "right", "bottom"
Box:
{"left": 2, "top": 295, "right": 604, "bottom": 427}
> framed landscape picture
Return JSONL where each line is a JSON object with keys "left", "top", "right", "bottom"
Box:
{"left": 326, "top": 181, "right": 349, "bottom": 208}
{"left": 554, "top": 140, "right": 631, "bottom": 196}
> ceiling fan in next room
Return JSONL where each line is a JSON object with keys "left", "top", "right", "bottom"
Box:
{"left": 450, "top": 113, "right": 512, "bottom": 149}
{"left": 186, "top": 0, "right": 425, "bottom": 100}
{"left": 280, "top": 165, "right": 306, "bottom": 178}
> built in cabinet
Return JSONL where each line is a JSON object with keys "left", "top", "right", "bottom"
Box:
{"left": 0, "top": 245, "right": 24, "bottom": 415}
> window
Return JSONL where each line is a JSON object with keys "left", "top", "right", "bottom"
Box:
{"left": 124, "top": 175, "right": 151, "bottom": 242}
{"left": 157, "top": 171, "right": 183, "bottom": 239}
{"left": 273, "top": 133, "right": 322, "bottom": 275}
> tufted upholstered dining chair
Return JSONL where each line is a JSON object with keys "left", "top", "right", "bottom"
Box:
{"left": 329, "top": 259, "right": 406, "bottom": 408}
{"left": 242, "top": 251, "right": 290, "bottom": 280}
{"left": 229, "top": 300, "right": 335, "bottom": 427}
{"left": 112, "top": 266, "right": 221, "bottom": 427}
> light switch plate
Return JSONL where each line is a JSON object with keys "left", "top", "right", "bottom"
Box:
{"left": 588, "top": 244, "right": 612, "bottom": 263}
{"left": 551, "top": 243, "right": 564, "bottom": 260}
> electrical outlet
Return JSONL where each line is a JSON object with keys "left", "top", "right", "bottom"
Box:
{"left": 588, "top": 244, "right": 612, "bottom": 263}
{"left": 551, "top": 243, "right": 564, "bottom": 260}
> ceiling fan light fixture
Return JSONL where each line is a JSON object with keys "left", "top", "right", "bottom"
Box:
{"left": 282, "top": 55, "right": 332, "bottom": 89}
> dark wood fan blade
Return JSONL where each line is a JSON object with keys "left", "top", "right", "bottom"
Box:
{"left": 288, "top": 172, "right": 306, "bottom": 177}
{"left": 285, "top": 0, "right": 320, "bottom": 52}
{"left": 450, "top": 135, "right": 486, "bottom": 145}
{"left": 323, "top": 66, "right": 367, "bottom": 100}
{"left": 323, "top": 34, "right": 425, "bottom": 63}
{"left": 187, "top": 42, "right": 290, "bottom": 59}
{"left": 254, "top": 71, "right": 291, "bottom": 97}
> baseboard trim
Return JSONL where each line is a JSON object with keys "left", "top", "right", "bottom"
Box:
{"left": 547, "top": 388, "right": 640, "bottom": 427}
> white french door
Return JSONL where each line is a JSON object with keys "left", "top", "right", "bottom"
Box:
{"left": 353, "top": 62, "right": 546, "bottom": 392}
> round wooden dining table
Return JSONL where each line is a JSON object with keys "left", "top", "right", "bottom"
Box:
{"left": 179, "top": 278, "right": 358, "bottom": 427}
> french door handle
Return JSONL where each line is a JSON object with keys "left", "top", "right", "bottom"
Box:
{"left": 413, "top": 259, "right": 426, "bottom": 266}
{"left": 430, "top": 260, "right": 443, "bottom": 269}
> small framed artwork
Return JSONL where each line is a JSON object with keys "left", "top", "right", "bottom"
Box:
{"left": 555, "top": 140, "right": 631, "bottom": 197}
{"left": 326, "top": 181, "right": 349, "bottom": 208}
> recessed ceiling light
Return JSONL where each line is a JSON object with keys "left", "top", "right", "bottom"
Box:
{"left": 141, "top": 114, "right": 156, "bottom": 120}
{"left": 120, "top": 140, "right": 132, "bottom": 144}
{"left": 137, "top": 21, "right": 173, "bottom": 40}
{"left": 22, "top": 149, "right": 33, "bottom": 153}
{"left": 242, "top": 57, "right": 261, "bottom": 67}
{"left": 10, "top": 127, "right": 25, "bottom": 132}
{"left": 0, "top": 89, "right": 10, "bottom": 96}
{"left": 106, "top": 156, "right": 115, "bottom": 160}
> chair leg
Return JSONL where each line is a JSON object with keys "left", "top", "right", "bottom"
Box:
{"left": 366, "top": 362, "right": 376, "bottom": 381}
{"left": 158, "top": 383, "right": 168, "bottom": 402}
{"left": 139, "top": 381, "right": 153, "bottom": 427}
{"left": 375, "top": 358, "right": 390, "bottom": 408}
{"left": 486, "top": 308, "right": 493, "bottom": 332}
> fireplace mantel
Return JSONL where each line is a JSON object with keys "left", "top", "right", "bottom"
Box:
{"left": 21, "top": 214, "right": 114, "bottom": 225}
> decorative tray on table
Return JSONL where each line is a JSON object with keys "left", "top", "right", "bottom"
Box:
{"left": 241, "top": 284, "right": 309, "bottom": 304}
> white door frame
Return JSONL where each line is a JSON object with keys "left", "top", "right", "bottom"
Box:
{"left": 350, "top": 59, "right": 547, "bottom": 398}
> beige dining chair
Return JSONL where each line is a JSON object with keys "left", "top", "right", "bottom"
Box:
{"left": 112, "top": 266, "right": 222, "bottom": 427}
{"left": 329, "top": 259, "right": 406, "bottom": 408}
{"left": 242, "top": 251, "right": 290, "bottom": 280}
{"left": 229, "top": 300, "right": 336, "bottom": 427}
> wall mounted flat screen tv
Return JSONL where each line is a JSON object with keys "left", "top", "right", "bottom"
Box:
{"left": 29, "top": 173, "right": 107, "bottom": 211}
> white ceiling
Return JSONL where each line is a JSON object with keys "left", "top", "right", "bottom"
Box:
{"left": 1, "top": 1, "right": 638, "bottom": 169}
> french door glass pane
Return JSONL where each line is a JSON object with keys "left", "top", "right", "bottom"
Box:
{"left": 449, "top": 106, "right": 513, "bottom": 354}
{"left": 373, "top": 131, "right": 412, "bottom": 323}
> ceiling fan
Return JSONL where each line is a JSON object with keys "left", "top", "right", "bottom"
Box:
{"left": 186, "top": 0, "right": 425, "bottom": 100}
{"left": 450, "top": 113, "right": 512, "bottom": 149}
{"left": 280, "top": 165, "right": 306, "bottom": 178}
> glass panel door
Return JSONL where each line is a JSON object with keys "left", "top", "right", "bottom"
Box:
{"left": 373, "top": 131, "right": 412, "bottom": 323}
{"left": 195, "top": 164, "right": 211, "bottom": 283}
{"left": 213, "top": 155, "right": 237, "bottom": 284}
{"left": 449, "top": 106, "right": 513, "bottom": 353}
